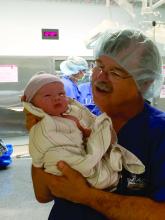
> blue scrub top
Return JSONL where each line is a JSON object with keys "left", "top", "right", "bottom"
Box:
{"left": 61, "top": 76, "right": 81, "bottom": 102}
{"left": 116, "top": 102, "right": 165, "bottom": 202}
{"left": 78, "top": 82, "right": 93, "bottom": 105}
{"left": 48, "top": 102, "right": 165, "bottom": 220}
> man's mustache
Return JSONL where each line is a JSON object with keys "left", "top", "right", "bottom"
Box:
{"left": 93, "top": 81, "right": 113, "bottom": 93}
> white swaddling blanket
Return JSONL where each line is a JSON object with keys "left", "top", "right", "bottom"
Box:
{"left": 23, "top": 98, "right": 145, "bottom": 190}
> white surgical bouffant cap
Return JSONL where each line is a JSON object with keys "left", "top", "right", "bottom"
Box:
{"left": 94, "top": 29, "right": 163, "bottom": 99}
{"left": 60, "top": 56, "right": 88, "bottom": 76}
{"left": 24, "top": 72, "right": 62, "bottom": 102}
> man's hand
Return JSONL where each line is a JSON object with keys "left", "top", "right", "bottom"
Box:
{"left": 32, "top": 161, "right": 92, "bottom": 204}
{"left": 21, "top": 95, "right": 41, "bottom": 131}
{"left": 51, "top": 163, "right": 165, "bottom": 220}
{"left": 32, "top": 162, "right": 165, "bottom": 220}
{"left": 48, "top": 161, "right": 92, "bottom": 204}
{"left": 23, "top": 108, "right": 41, "bottom": 131}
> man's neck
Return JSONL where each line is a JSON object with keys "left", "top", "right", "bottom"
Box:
{"left": 70, "top": 76, "right": 78, "bottom": 83}
{"left": 110, "top": 97, "right": 144, "bottom": 133}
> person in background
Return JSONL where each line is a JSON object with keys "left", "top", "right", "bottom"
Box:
{"left": 60, "top": 56, "right": 88, "bottom": 102}
{"left": 78, "top": 77, "right": 101, "bottom": 115}
{"left": 28, "top": 29, "right": 165, "bottom": 220}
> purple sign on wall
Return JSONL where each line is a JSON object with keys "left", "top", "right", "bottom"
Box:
{"left": 42, "top": 29, "right": 59, "bottom": 40}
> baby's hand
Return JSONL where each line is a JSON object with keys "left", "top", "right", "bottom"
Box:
{"left": 82, "top": 127, "right": 91, "bottom": 138}
{"left": 61, "top": 114, "right": 91, "bottom": 138}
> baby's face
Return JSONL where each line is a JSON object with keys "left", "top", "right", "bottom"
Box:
{"left": 31, "top": 82, "right": 69, "bottom": 116}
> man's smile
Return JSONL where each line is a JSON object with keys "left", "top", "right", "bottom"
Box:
{"left": 94, "top": 81, "right": 113, "bottom": 93}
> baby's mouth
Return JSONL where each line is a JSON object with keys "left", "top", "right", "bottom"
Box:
{"left": 54, "top": 103, "right": 62, "bottom": 107}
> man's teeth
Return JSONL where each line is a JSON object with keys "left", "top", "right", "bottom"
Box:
{"left": 95, "top": 81, "right": 112, "bottom": 92}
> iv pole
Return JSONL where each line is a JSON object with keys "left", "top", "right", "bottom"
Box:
{"left": 152, "top": 20, "right": 158, "bottom": 107}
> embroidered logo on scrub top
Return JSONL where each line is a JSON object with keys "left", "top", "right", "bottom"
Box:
{"left": 127, "top": 174, "right": 146, "bottom": 190}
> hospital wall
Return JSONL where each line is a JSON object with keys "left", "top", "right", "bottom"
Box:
{"left": 0, "top": 1, "right": 165, "bottom": 57}
{"left": 0, "top": 0, "right": 164, "bottom": 111}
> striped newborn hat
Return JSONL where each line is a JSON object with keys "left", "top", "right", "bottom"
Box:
{"left": 24, "top": 72, "right": 62, "bottom": 102}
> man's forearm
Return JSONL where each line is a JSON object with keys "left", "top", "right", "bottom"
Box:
{"left": 45, "top": 161, "right": 165, "bottom": 220}
{"left": 85, "top": 188, "right": 165, "bottom": 220}
{"left": 31, "top": 165, "right": 54, "bottom": 203}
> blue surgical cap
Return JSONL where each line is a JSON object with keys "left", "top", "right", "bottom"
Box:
{"left": 94, "top": 29, "right": 163, "bottom": 99}
{"left": 60, "top": 56, "right": 88, "bottom": 76}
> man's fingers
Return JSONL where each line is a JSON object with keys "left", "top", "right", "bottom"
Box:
{"left": 23, "top": 109, "right": 41, "bottom": 131}
{"left": 57, "top": 161, "right": 81, "bottom": 180}
{"left": 21, "top": 95, "right": 26, "bottom": 102}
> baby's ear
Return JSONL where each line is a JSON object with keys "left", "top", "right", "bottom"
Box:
{"left": 21, "top": 95, "right": 26, "bottom": 102}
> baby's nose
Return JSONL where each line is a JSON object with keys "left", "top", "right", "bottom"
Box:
{"left": 52, "top": 95, "right": 60, "bottom": 101}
